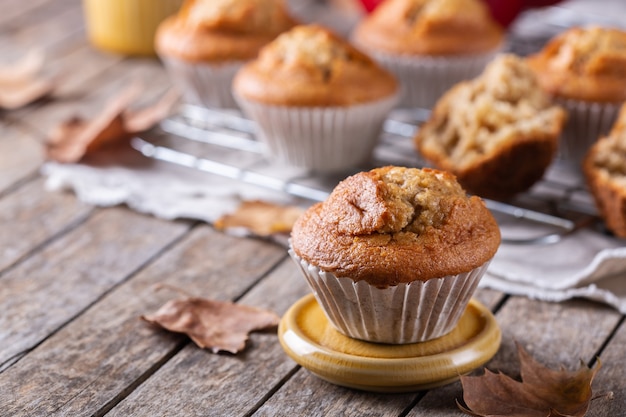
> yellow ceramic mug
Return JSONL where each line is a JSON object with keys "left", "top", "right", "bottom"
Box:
{"left": 83, "top": 0, "right": 183, "bottom": 56}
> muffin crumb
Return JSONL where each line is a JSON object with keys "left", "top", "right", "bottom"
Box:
{"left": 415, "top": 54, "right": 566, "bottom": 198}
{"left": 421, "top": 54, "right": 563, "bottom": 168}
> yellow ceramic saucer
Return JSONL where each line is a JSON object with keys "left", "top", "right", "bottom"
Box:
{"left": 278, "top": 294, "right": 501, "bottom": 393}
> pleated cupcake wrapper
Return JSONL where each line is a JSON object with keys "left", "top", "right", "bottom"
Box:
{"left": 289, "top": 250, "right": 490, "bottom": 344}
{"left": 368, "top": 49, "right": 500, "bottom": 110}
{"left": 234, "top": 93, "right": 398, "bottom": 174}
{"left": 160, "top": 56, "right": 242, "bottom": 109}
{"left": 555, "top": 98, "right": 621, "bottom": 169}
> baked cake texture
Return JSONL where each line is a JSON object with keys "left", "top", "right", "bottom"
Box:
{"left": 350, "top": 0, "right": 504, "bottom": 109}
{"left": 232, "top": 25, "right": 398, "bottom": 173}
{"left": 156, "top": 0, "right": 297, "bottom": 62}
{"left": 155, "top": 0, "right": 296, "bottom": 108}
{"left": 233, "top": 24, "right": 398, "bottom": 106}
{"left": 415, "top": 54, "right": 567, "bottom": 199}
{"left": 584, "top": 104, "right": 626, "bottom": 237}
{"left": 527, "top": 26, "right": 626, "bottom": 164}
{"left": 289, "top": 166, "right": 500, "bottom": 343}
{"left": 351, "top": 0, "right": 503, "bottom": 56}
{"left": 290, "top": 166, "right": 500, "bottom": 287}
{"left": 527, "top": 26, "right": 626, "bottom": 103}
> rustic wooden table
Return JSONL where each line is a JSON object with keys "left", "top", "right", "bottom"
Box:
{"left": 1, "top": 1, "right": 625, "bottom": 416}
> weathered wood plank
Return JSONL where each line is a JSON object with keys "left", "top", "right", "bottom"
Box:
{"left": 255, "top": 369, "right": 417, "bottom": 417}
{"left": 406, "top": 297, "right": 621, "bottom": 416}
{"left": 106, "top": 257, "right": 310, "bottom": 417}
{"left": 0, "top": 177, "right": 93, "bottom": 271}
{"left": 0, "top": 226, "right": 286, "bottom": 416}
{"left": 0, "top": 0, "right": 64, "bottom": 29}
{"left": 0, "top": 207, "right": 190, "bottom": 369}
{"left": 586, "top": 318, "right": 626, "bottom": 417}
{"left": 0, "top": 124, "right": 44, "bottom": 194}
{"left": 0, "top": 0, "right": 84, "bottom": 60}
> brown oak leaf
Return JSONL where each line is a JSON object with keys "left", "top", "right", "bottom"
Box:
{"left": 458, "top": 342, "right": 601, "bottom": 417}
{"left": 214, "top": 200, "right": 305, "bottom": 236}
{"left": 141, "top": 297, "right": 280, "bottom": 354}
{"left": 0, "top": 51, "right": 54, "bottom": 109}
{"left": 46, "top": 84, "right": 178, "bottom": 163}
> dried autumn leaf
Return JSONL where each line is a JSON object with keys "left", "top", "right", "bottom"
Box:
{"left": 46, "top": 84, "right": 178, "bottom": 163}
{"left": 458, "top": 342, "right": 601, "bottom": 417}
{"left": 142, "top": 297, "right": 280, "bottom": 354}
{"left": 0, "top": 51, "right": 54, "bottom": 109}
{"left": 214, "top": 200, "right": 305, "bottom": 236}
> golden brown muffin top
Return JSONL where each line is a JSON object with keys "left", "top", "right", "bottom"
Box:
{"left": 233, "top": 24, "right": 398, "bottom": 106}
{"left": 527, "top": 26, "right": 626, "bottom": 103}
{"left": 351, "top": 0, "right": 503, "bottom": 56}
{"left": 416, "top": 54, "right": 566, "bottom": 171}
{"left": 155, "top": 0, "right": 297, "bottom": 62}
{"left": 290, "top": 166, "right": 500, "bottom": 287}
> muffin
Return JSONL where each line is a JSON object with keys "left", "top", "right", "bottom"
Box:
{"left": 584, "top": 103, "right": 626, "bottom": 238}
{"left": 155, "top": 0, "right": 297, "bottom": 108}
{"left": 351, "top": 0, "right": 504, "bottom": 110}
{"left": 415, "top": 54, "right": 567, "bottom": 200}
{"left": 289, "top": 166, "right": 501, "bottom": 344}
{"left": 233, "top": 24, "right": 399, "bottom": 173}
{"left": 527, "top": 26, "right": 626, "bottom": 167}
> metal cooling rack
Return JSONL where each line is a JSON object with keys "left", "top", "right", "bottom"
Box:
{"left": 132, "top": 103, "right": 601, "bottom": 246}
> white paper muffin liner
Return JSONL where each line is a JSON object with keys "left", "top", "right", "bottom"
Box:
{"left": 160, "top": 56, "right": 242, "bottom": 109}
{"left": 365, "top": 49, "right": 501, "bottom": 110}
{"left": 289, "top": 249, "right": 490, "bottom": 344}
{"left": 234, "top": 93, "right": 398, "bottom": 174}
{"left": 555, "top": 98, "right": 621, "bottom": 170}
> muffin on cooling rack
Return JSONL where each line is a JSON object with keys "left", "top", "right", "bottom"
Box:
{"left": 289, "top": 166, "right": 500, "bottom": 344}
{"left": 584, "top": 103, "right": 626, "bottom": 238}
{"left": 351, "top": 0, "right": 504, "bottom": 110}
{"left": 155, "top": 0, "right": 297, "bottom": 108}
{"left": 527, "top": 26, "right": 626, "bottom": 166}
{"left": 232, "top": 24, "right": 399, "bottom": 174}
{"left": 415, "top": 54, "right": 567, "bottom": 200}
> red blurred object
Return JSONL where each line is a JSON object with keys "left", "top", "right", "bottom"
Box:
{"left": 359, "top": 0, "right": 382, "bottom": 12}
{"left": 484, "top": 0, "right": 563, "bottom": 27}
{"left": 357, "top": 0, "right": 564, "bottom": 28}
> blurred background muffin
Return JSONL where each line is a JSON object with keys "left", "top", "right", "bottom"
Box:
{"left": 351, "top": 0, "right": 504, "bottom": 110}
{"left": 527, "top": 25, "right": 626, "bottom": 169}
{"left": 233, "top": 24, "right": 398, "bottom": 173}
{"left": 155, "top": 0, "right": 297, "bottom": 109}
{"left": 584, "top": 103, "right": 626, "bottom": 237}
{"left": 289, "top": 166, "right": 500, "bottom": 343}
{"left": 415, "top": 54, "right": 566, "bottom": 199}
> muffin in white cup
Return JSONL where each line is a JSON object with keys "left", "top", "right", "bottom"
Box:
{"left": 289, "top": 166, "right": 501, "bottom": 344}
{"left": 233, "top": 24, "right": 399, "bottom": 174}
{"left": 351, "top": 0, "right": 504, "bottom": 110}
{"left": 527, "top": 26, "right": 626, "bottom": 169}
{"left": 155, "top": 0, "right": 297, "bottom": 109}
